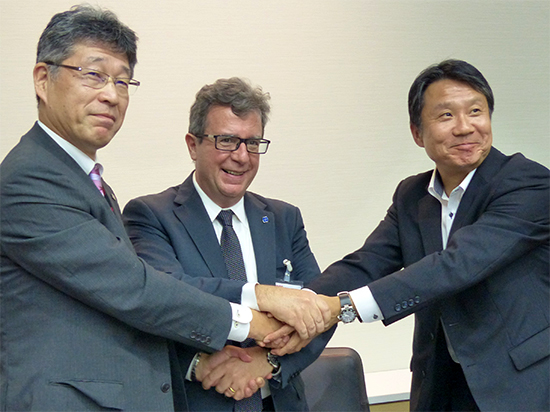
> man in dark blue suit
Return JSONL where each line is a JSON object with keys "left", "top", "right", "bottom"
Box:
{"left": 295, "top": 60, "right": 549, "bottom": 411}
{"left": 123, "top": 78, "right": 333, "bottom": 411}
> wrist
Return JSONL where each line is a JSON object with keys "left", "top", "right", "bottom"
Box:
{"left": 266, "top": 350, "right": 281, "bottom": 376}
{"left": 254, "top": 284, "right": 269, "bottom": 312}
{"left": 190, "top": 352, "right": 203, "bottom": 382}
{"left": 337, "top": 292, "right": 358, "bottom": 323}
{"left": 248, "top": 309, "right": 264, "bottom": 341}
{"left": 326, "top": 295, "right": 342, "bottom": 323}
{"left": 349, "top": 293, "right": 362, "bottom": 322}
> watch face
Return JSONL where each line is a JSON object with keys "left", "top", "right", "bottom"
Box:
{"left": 340, "top": 307, "right": 356, "bottom": 323}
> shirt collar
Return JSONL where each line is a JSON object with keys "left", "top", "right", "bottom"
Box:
{"left": 37, "top": 120, "right": 101, "bottom": 176}
{"left": 428, "top": 168, "right": 477, "bottom": 201}
{"left": 192, "top": 173, "right": 246, "bottom": 224}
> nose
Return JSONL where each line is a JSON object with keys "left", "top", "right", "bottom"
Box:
{"left": 453, "top": 114, "right": 475, "bottom": 136}
{"left": 230, "top": 141, "right": 251, "bottom": 162}
{"left": 98, "top": 78, "right": 121, "bottom": 104}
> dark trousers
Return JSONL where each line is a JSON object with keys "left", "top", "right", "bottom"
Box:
{"left": 262, "top": 395, "right": 275, "bottom": 412}
{"left": 426, "top": 324, "right": 480, "bottom": 411}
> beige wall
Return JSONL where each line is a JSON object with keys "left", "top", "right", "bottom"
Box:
{"left": 1, "top": 0, "right": 548, "bottom": 376}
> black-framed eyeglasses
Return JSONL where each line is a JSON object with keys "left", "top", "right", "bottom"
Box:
{"left": 196, "top": 134, "right": 271, "bottom": 154}
{"left": 44, "top": 62, "right": 140, "bottom": 96}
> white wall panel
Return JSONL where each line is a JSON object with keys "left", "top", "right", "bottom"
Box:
{"left": 1, "top": 0, "right": 548, "bottom": 377}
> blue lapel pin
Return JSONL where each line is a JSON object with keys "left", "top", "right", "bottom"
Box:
{"left": 262, "top": 216, "right": 269, "bottom": 224}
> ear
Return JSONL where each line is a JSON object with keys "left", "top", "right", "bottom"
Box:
{"left": 33, "top": 63, "right": 50, "bottom": 104}
{"left": 410, "top": 123, "right": 425, "bottom": 148}
{"left": 185, "top": 133, "right": 198, "bottom": 161}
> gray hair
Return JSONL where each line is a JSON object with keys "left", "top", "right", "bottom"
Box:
{"left": 37, "top": 4, "right": 138, "bottom": 77}
{"left": 189, "top": 77, "right": 271, "bottom": 137}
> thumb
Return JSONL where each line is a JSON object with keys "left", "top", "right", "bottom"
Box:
{"left": 224, "top": 345, "right": 253, "bottom": 362}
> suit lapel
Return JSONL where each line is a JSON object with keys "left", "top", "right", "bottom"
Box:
{"left": 101, "top": 181, "right": 134, "bottom": 248}
{"left": 102, "top": 181, "right": 121, "bottom": 215}
{"left": 245, "top": 194, "right": 277, "bottom": 285}
{"left": 449, "top": 148, "right": 504, "bottom": 238}
{"left": 28, "top": 123, "right": 129, "bottom": 243}
{"left": 418, "top": 192, "right": 443, "bottom": 255}
{"left": 173, "top": 175, "right": 229, "bottom": 279}
{"left": 29, "top": 123, "right": 97, "bottom": 195}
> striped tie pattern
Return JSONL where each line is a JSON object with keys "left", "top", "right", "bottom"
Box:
{"left": 89, "top": 164, "right": 105, "bottom": 196}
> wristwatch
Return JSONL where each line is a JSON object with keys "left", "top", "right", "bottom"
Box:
{"left": 266, "top": 351, "right": 281, "bottom": 375}
{"left": 337, "top": 292, "right": 357, "bottom": 323}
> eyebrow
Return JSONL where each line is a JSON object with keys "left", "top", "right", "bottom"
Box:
{"left": 432, "top": 97, "right": 485, "bottom": 111}
{"left": 85, "top": 56, "right": 132, "bottom": 77}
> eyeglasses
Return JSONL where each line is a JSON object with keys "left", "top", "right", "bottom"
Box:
{"left": 45, "top": 62, "right": 140, "bottom": 96}
{"left": 197, "top": 134, "right": 271, "bottom": 154}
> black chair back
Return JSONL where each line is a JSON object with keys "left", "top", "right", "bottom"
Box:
{"left": 301, "top": 347, "right": 370, "bottom": 411}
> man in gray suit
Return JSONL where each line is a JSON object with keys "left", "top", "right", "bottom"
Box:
{"left": 123, "top": 77, "right": 334, "bottom": 411}
{"left": 0, "top": 6, "right": 330, "bottom": 411}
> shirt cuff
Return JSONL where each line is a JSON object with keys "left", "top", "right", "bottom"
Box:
{"left": 227, "top": 302, "right": 252, "bottom": 342}
{"left": 349, "top": 286, "right": 384, "bottom": 323}
{"left": 241, "top": 282, "right": 259, "bottom": 311}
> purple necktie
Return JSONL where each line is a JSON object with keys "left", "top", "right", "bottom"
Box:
{"left": 89, "top": 164, "right": 105, "bottom": 196}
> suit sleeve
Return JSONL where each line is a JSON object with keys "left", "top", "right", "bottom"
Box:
{"left": 0, "top": 161, "right": 232, "bottom": 353}
{"left": 123, "top": 197, "right": 245, "bottom": 303}
{"left": 312, "top": 155, "right": 549, "bottom": 325}
{"left": 371, "top": 156, "right": 549, "bottom": 324}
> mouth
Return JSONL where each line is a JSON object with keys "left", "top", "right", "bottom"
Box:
{"left": 452, "top": 142, "right": 478, "bottom": 150}
{"left": 92, "top": 113, "right": 116, "bottom": 124}
{"left": 223, "top": 169, "right": 245, "bottom": 176}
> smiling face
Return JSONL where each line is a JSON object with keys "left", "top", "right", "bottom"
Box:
{"left": 34, "top": 43, "right": 132, "bottom": 159}
{"left": 186, "top": 105, "right": 263, "bottom": 208}
{"left": 411, "top": 78, "right": 493, "bottom": 193}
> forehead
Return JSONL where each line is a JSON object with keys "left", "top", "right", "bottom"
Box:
{"left": 423, "top": 79, "right": 487, "bottom": 110}
{"left": 205, "top": 106, "right": 262, "bottom": 134}
{"left": 68, "top": 43, "right": 131, "bottom": 74}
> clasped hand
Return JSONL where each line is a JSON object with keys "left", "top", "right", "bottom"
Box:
{"left": 195, "top": 346, "right": 272, "bottom": 400}
{"left": 194, "top": 290, "right": 340, "bottom": 400}
{"left": 254, "top": 287, "right": 340, "bottom": 356}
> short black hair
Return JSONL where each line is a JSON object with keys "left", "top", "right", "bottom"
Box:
{"left": 408, "top": 59, "right": 494, "bottom": 130}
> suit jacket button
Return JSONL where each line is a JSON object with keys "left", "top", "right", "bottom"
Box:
{"left": 394, "top": 304, "right": 401, "bottom": 312}
{"left": 401, "top": 301, "right": 408, "bottom": 309}
{"left": 190, "top": 331, "right": 197, "bottom": 339}
{"left": 408, "top": 299, "right": 415, "bottom": 307}
{"left": 205, "top": 337, "right": 211, "bottom": 345}
{"left": 161, "top": 383, "right": 171, "bottom": 393}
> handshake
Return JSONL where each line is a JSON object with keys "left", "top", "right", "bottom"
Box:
{"left": 192, "top": 284, "right": 341, "bottom": 400}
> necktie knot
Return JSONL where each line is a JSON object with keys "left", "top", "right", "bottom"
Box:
{"left": 89, "top": 164, "right": 105, "bottom": 196}
{"left": 217, "top": 209, "right": 234, "bottom": 227}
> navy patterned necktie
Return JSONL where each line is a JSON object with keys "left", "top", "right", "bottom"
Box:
{"left": 216, "top": 210, "right": 263, "bottom": 412}
{"left": 217, "top": 210, "right": 247, "bottom": 282}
